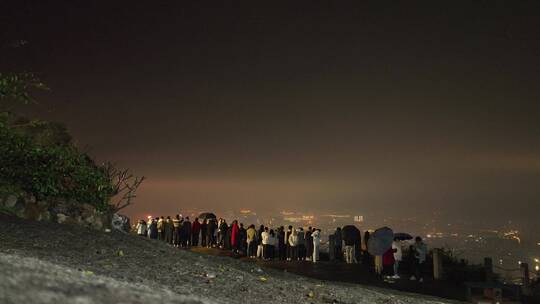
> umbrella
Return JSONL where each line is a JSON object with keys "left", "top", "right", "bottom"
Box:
{"left": 393, "top": 232, "right": 413, "bottom": 241}
{"left": 198, "top": 212, "right": 217, "bottom": 220}
{"left": 367, "top": 226, "right": 394, "bottom": 256}
{"left": 341, "top": 225, "right": 361, "bottom": 244}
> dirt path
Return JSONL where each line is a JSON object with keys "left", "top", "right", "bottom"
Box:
{"left": 0, "top": 214, "right": 461, "bottom": 304}
{"left": 190, "top": 247, "right": 465, "bottom": 301}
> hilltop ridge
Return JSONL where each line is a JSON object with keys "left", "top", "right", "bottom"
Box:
{"left": 0, "top": 214, "right": 460, "bottom": 304}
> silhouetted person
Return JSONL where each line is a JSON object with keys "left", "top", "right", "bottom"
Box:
{"left": 224, "top": 223, "right": 232, "bottom": 250}
{"left": 172, "top": 215, "right": 181, "bottom": 247}
{"left": 261, "top": 227, "right": 270, "bottom": 259}
{"left": 231, "top": 220, "right": 240, "bottom": 253}
{"left": 238, "top": 223, "right": 247, "bottom": 255}
{"left": 334, "top": 227, "right": 343, "bottom": 261}
{"left": 148, "top": 217, "right": 158, "bottom": 239}
{"left": 164, "top": 216, "right": 173, "bottom": 244}
{"left": 200, "top": 219, "right": 208, "bottom": 247}
{"left": 297, "top": 227, "right": 305, "bottom": 260}
{"left": 392, "top": 237, "right": 403, "bottom": 279}
{"left": 191, "top": 217, "right": 201, "bottom": 246}
{"left": 410, "top": 236, "right": 427, "bottom": 282}
{"left": 285, "top": 226, "right": 293, "bottom": 260}
{"left": 181, "top": 217, "right": 192, "bottom": 247}
{"left": 136, "top": 219, "right": 147, "bottom": 236}
{"left": 362, "top": 231, "right": 372, "bottom": 268}
{"left": 267, "top": 229, "right": 277, "bottom": 259}
{"left": 382, "top": 247, "right": 395, "bottom": 277}
{"left": 219, "top": 220, "right": 228, "bottom": 248}
{"left": 288, "top": 228, "right": 299, "bottom": 261}
{"left": 208, "top": 219, "right": 217, "bottom": 247}
{"left": 312, "top": 229, "right": 321, "bottom": 263}
{"left": 305, "top": 227, "right": 313, "bottom": 261}
{"left": 277, "top": 226, "right": 286, "bottom": 260}
{"left": 246, "top": 224, "right": 257, "bottom": 258}
{"left": 157, "top": 216, "right": 165, "bottom": 241}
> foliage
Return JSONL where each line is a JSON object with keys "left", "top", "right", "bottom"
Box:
{"left": 0, "top": 112, "right": 143, "bottom": 212}
{"left": 0, "top": 72, "right": 47, "bottom": 106}
{"left": 0, "top": 206, "right": 17, "bottom": 216}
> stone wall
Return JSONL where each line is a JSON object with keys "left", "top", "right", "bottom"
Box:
{"left": 0, "top": 192, "right": 115, "bottom": 231}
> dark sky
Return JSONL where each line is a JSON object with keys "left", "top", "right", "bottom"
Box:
{"left": 2, "top": 1, "right": 540, "bottom": 226}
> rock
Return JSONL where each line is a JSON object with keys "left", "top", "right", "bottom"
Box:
{"left": 4, "top": 195, "right": 18, "bottom": 208}
{"left": 25, "top": 194, "right": 36, "bottom": 204}
{"left": 83, "top": 212, "right": 112, "bottom": 230}
{"left": 80, "top": 203, "right": 96, "bottom": 218}
{"left": 57, "top": 213, "right": 68, "bottom": 224}
{"left": 23, "top": 202, "right": 46, "bottom": 221}
{"left": 37, "top": 211, "right": 51, "bottom": 222}
{"left": 51, "top": 200, "right": 70, "bottom": 215}
{"left": 111, "top": 213, "right": 130, "bottom": 233}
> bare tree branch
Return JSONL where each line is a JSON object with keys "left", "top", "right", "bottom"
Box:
{"left": 103, "top": 162, "right": 145, "bottom": 212}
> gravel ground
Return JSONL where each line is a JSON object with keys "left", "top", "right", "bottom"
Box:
{"left": 0, "top": 215, "right": 461, "bottom": 304}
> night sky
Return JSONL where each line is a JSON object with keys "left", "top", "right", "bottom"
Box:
{"left": 2, "top": 1, "right": 540, "bottom": 227}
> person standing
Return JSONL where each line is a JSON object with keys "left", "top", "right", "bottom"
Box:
{"left": 238, "top": 223, "right": 247, "bottom": 255}
{"left": 148, "top": 217, "right": 158, "bottom": 239}
{"left": 226, "top": 223, "right": 234, "bottom": 250}
{"left": 172, "top": 215, "right": 181, "bottom": 247}
{"left": 288, "top": 228, "right": 299, "bottom": 261}
{"left": 219, "top": 220, "right": 228, "bottom": 248}
{"left": 312, "top": 229, "right": 321, "bottom": 263}
{"left": 261, "top": 227, "right": 270, "bottom": 259}
{"left": 231, "top": 220, "right": 240, "bottom": 253}
{"left": 191, "top": 217, "right": 201, "bottom": 246}
{"left": 342, "top": 228, "right": 358, "bottom": 264}
{"left": 410, "top": 236, "right": 427, "bottom": 282}
{"left": 157, "top": 216, "right": 165, "bottom": 241}
{"left": 208, "top": 219, "right": 217, "bottom": 247}
{"left": 382, "top": 247, "right": 395, "bottom": 277}
{"left": 392, "top": 238, "right": 402, "bottom": 279}
{"left": 268, "top": 229, "right": 277, "bottom": 260}
{"left": 257, "top": 225, "right": 265, "bottom": 245}
{"left": 246, "top": 224, "right": 257, "bottom": 258}
{"left": 285, "top": 226, "right": 293, "bottom": 261}
{"left": 136, "top": 219, "right": 147, "bottom": 237}
{"left": 164, "top": 216, "right": 173, "bottom": 244}
{"left": 217, "top": 218, "right": 224, "bottom": 245}
{"left": 277, "top": 226, "right": 286, "bottom": 260}
{"left": 181, "top": 217, "right": 192, "bottom": 248}
{"left": 305, "top": 227, "right": 313, "bottom": 261}
{"left": 334, "top": 227, "right": 343, "bottom": 261}
{"left": 297, "top": 228, "right": 306, "bottom": 261}
{"left": 200, "top": 219, "right": 208, "bottom": 247}
{"left": 362, "top": 231, "right": 372, "bottom": 268}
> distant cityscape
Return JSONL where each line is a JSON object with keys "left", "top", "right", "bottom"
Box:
{"left": 134, "top": 208, "right": 540, "bottom": 283}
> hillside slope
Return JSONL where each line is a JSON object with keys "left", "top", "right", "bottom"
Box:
{"left": 0, "top": 215, "right": 460, "bottom": 304}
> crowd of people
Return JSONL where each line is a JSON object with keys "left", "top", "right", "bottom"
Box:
{"left": 136, "top": 215, "right": 323, "bottom": 262}
{"left": 135, "top": 214, "right": 428, "bottom": 281}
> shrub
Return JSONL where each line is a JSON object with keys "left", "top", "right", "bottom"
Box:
{"left": 0, "top": 117, "right": 117, "bottom": 211}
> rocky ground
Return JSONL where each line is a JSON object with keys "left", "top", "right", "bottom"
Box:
{"left": 0, "top": 214, "right": 461, "bottom": 304}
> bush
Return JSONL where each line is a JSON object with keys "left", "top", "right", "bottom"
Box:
{"left": 0, "top": 114, "right": 116, "bottom": 211}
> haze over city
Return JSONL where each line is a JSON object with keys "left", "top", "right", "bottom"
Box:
{"left": 3, "top": 1, "right": 540, "bottom": 232}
